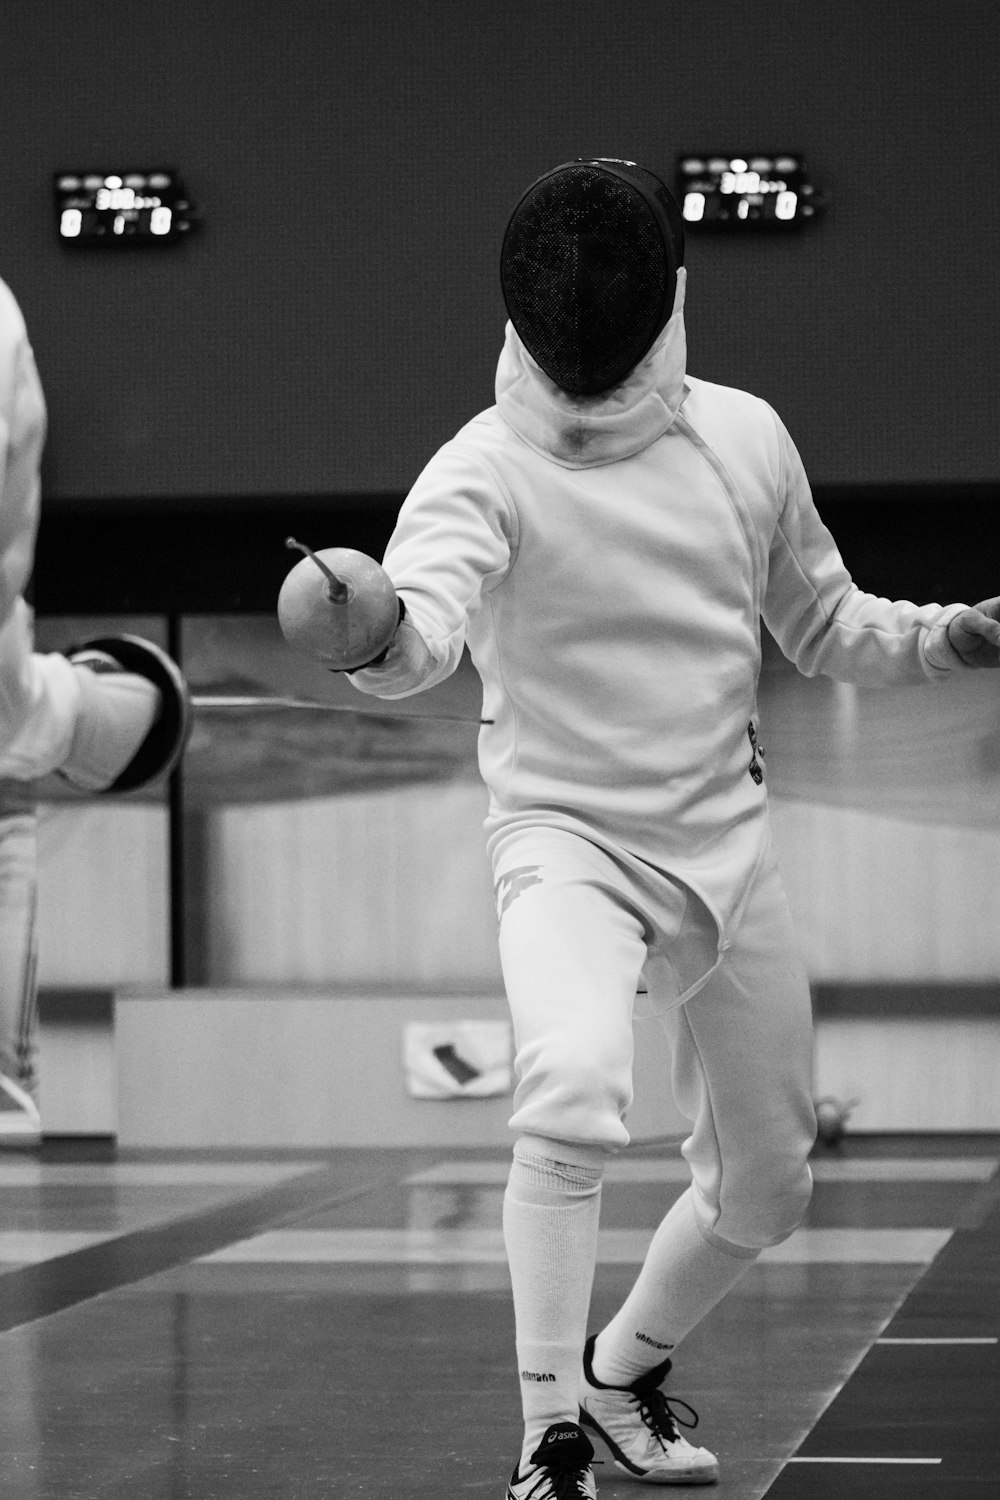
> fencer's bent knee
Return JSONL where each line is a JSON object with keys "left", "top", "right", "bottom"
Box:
{"left": 758, "top": 1154, "right": 813, "bottom": 1244}
{"left": 695, "top": 1150, "right": 813, "bottom": 1254}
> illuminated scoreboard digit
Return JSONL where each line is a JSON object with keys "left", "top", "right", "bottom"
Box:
{"left": 54, "top": 171, "right": 197, "bottom": 245}
{"left": 675, "top": 155, "right": 826, "bottom": 229}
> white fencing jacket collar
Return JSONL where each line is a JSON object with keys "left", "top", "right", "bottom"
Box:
{"left": 496, "top": 268, "right": 689, "bottom": 470}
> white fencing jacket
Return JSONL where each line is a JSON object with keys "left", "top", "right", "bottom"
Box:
{"left": 351, "top": 268, "right": 967, "bottom": 974}
{"left": 0, "top": 276, "right": 82, "bottom": 780}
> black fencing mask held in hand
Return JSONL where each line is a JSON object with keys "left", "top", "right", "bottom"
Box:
{"left": 500, "top": 159, "right": 685, "bottom": 397}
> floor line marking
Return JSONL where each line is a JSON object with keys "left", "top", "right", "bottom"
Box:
{"left": 0, "top": 1162, "right": 319, "bottom": 1187}
{"left": 0, "top": 1230, "right": 120, "bottom": 1264}
{"left": 876, "top": 1336, "right": 997, "bottom": 1344}
{"left": 0, "top": 1164, "right": 395, "bottom": 1335}
{"left": 198, "top": 1225, "right": 950, "bottom": 1265}
{"left": 787, "top": 1457, "right": 942, "bottom": 1465}
{"left": 402, "top": 1157, "right": 997, "bottom": 1186}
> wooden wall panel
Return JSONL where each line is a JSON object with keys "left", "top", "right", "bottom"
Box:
{"left": 770, "top": 796, "right": 1000, "bottom": 980}
{"left": 203, "top": 781, "right": 503, "bottom": 989}
{"left": 33, "top": 787, "right": 1000, "bottom": 992}
{"left": 36, "top": 804, "right": 169, "bottom": 987}
{"left": 814, "top": 1018, "right": 1000, "bottom": 1130}
{"left": 114, "top": 989, "right": 688, "bottom": 1149}
{"left": 201, "top": 786, "right": 1000, "bottom": 989}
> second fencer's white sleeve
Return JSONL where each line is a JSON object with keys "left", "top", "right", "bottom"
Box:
{"left": 0, "top": 283, "right": 86, "bottom": 777}
{"left": 0, "top": 290, "right": 47, "bottom": 637}
{"left": 349, "top": 441, "right": 516, "bottom": 700}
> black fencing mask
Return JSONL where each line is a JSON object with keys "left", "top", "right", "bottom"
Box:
{"left": 500, "top": 159, "right": 685, "bottom": 397}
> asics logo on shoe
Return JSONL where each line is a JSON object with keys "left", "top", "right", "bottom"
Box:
{"left": 520, "top": 1369, "right": 556, "bottom": 1381}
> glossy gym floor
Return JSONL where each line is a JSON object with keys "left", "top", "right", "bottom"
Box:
{"left": 1, "top": 1133, "right": 997, "bottom": 1498}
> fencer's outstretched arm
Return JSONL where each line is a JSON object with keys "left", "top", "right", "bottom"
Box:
{"left": 762, "top": 410, "right": 986, "bottom": 684}
{"left": 345, "top": 397, "right": 1000, "bottom": 701}
{"left": 0, "top": 285, "right": 120, "bottom": 780}
{"left": 347, "top": 441, "right": 514, "bottom": 700}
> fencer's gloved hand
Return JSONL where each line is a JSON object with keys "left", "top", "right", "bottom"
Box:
{"left": 59, "top": 636, "right": 192, "bottom": 793}
{"left": 339, "top": 598, "right": 406, "bottom": 674}
{"left": 946, "top": 596, "right": 1000, "bottom": 668}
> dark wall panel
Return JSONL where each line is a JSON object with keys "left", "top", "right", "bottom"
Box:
{"left": 1, "top": 0, "right": 998, "bottom": 505}
{"left": 32, "top": 485, "right": 1000, "bottom": 616}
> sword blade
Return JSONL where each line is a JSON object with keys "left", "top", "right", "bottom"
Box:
{"left": 191, "top": 693, "right": 491, "bottom": 725}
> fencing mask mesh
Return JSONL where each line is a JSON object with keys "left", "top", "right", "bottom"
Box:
{"left": 500, "top": 159, "right": 685, "bottom": 397}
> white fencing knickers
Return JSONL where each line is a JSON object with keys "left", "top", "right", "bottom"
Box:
{"left": 491, "top": 824, "right": 816, "bottom": 1254}
{"left": 0, "top": 783, "right": 37, "bottom": 1095}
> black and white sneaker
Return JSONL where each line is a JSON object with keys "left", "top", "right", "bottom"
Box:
{"left": 507, "top": 1422, "right": 598, "bottom": 1498}
{"left": 578, "top": 1335, "right": 718, "bottom": 1484}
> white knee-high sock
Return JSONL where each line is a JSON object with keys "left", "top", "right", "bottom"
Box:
{"left": 503, "top": 1138, "right": 604, "bottom": 1469}
{"left": 591, "top": 1187, "right": 757, "bottom": 1387}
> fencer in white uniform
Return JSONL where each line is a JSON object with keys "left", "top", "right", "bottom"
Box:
{"left": 331, "top": 161, "right": 1000, "bottom": 1495}
{"left": 0, "top": 275, "right": 190, "bottom": 1144}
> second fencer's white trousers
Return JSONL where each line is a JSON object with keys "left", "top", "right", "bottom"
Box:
{"left": 491, "top": 824, "right": 816, "bottom": 1255}
{"left": 0, "top": 799, "right": 38, "bottom": 1094}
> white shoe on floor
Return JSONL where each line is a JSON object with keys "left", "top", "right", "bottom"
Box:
{"left": 578, "top": 1335, "right": 719, "bottom": 1485}
{"left": 0, "top": 1072, "right": 41, "bottom": 1148}
{"left": 506, "top": 1422, "right": 598, "bottom": 1498}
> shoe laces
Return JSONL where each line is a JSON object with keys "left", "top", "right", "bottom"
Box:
{"left": 630, "top": 1379, "right": 700, "bottom": 1451}
{"left": 524, "top": 1427, "right": 599, "bottom": 1499}
{"left": 523, "top": 1463, "right": 595, "bottom": 1500}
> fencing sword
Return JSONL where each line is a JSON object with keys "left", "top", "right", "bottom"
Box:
{"left": 190, "top": 693, "right": 492, "bottom": 725}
